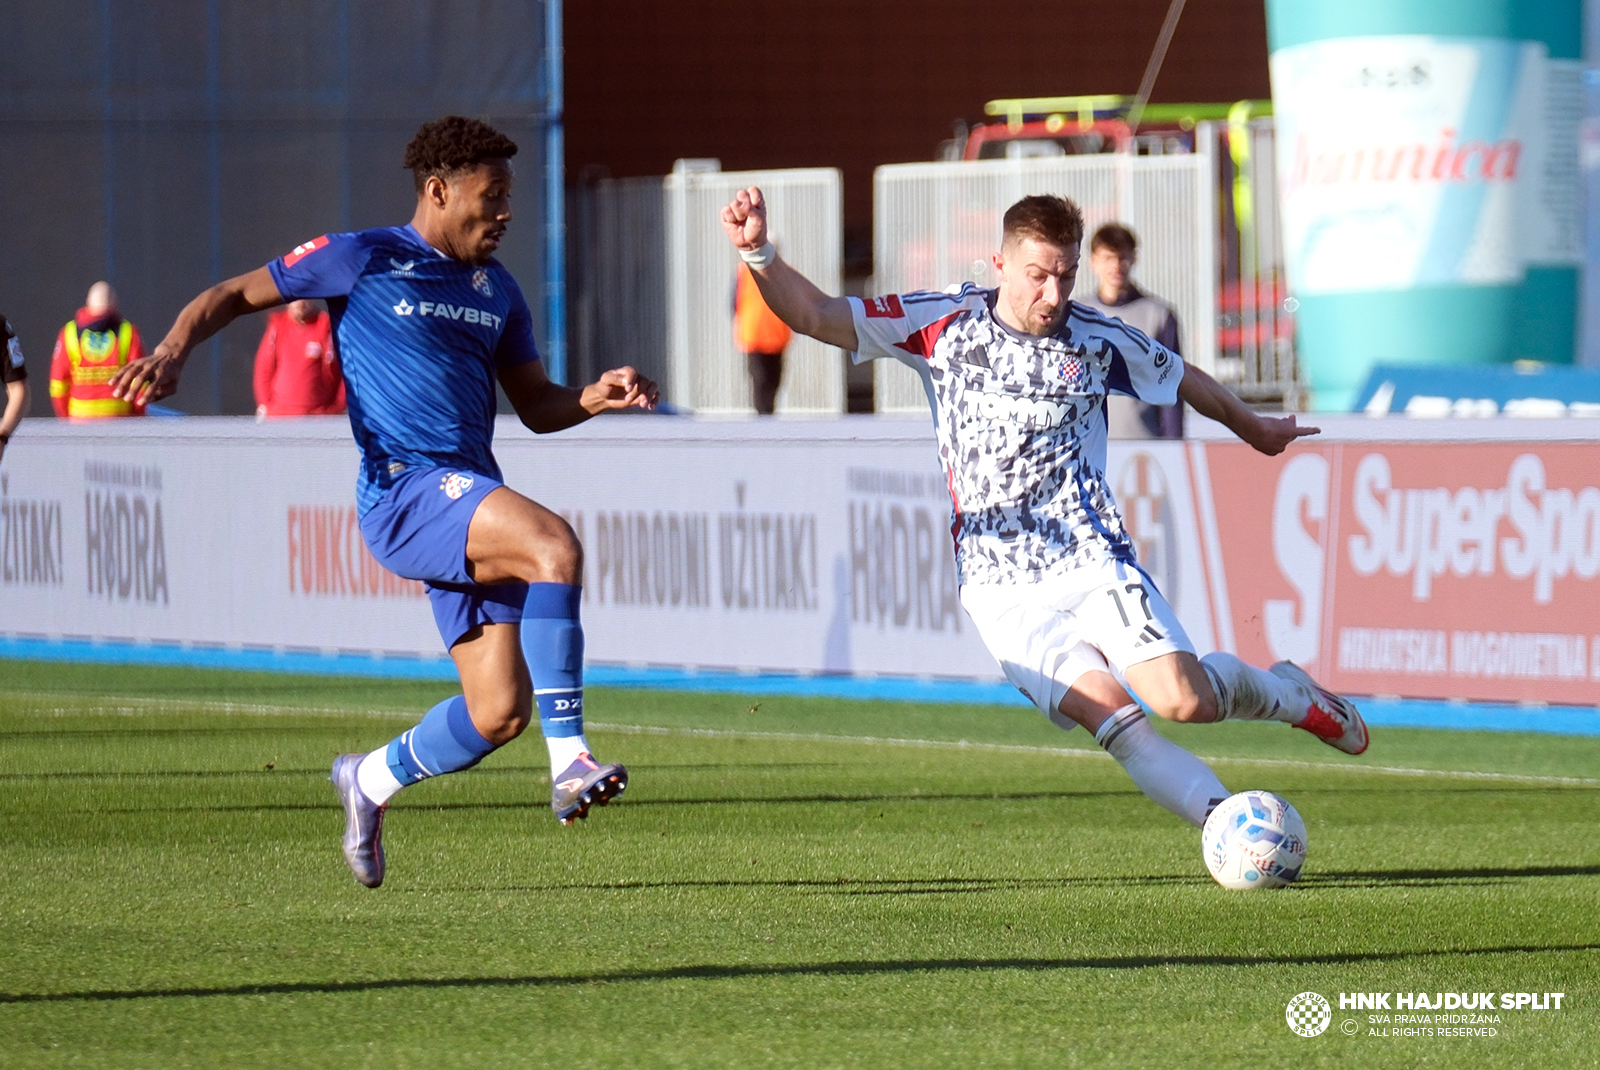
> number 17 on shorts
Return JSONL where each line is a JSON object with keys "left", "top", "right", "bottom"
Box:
{"left": 959, "top": 559, "right": 1194, "bottom": 716}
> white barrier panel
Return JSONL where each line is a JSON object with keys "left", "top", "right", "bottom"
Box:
{"left": 0, "top": 418, "right": 1212, "bottom": 685}
{"left": 666, "top": 167, "right": 844, "bottom": 414}
{"left": 571, "top": 167, "right": 844, "bottom": 414}
{"left": 872, "top": 154, "right": 1216, "bottom": 412}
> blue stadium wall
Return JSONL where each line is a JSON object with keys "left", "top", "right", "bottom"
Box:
{"left": 0, "top": 0, "right": 555, "bottom": 415}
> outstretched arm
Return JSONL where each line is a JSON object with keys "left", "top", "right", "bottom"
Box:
{"left": 1177, "top": 361, "right": 1319, "bottom": 456}
{"left": 0, "top": 379, "right": 26, "bottom": 464}
{"left": 499, "top": 359, "right": 659, "bottom": 435}
{"left": 111, "top": 266, "right": 285, "bottom": 405}
{"left": 720, "top": 187, "right": 858, "bottom": 351}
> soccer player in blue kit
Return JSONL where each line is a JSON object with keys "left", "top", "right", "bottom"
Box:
{"left": 112, "top": 117, "right": 659, "bottom": 887}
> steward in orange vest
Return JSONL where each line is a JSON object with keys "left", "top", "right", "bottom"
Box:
{"left": 734, "top": 263, "right": 792, "bottom": 415}
{"left": 50, "top": 282, "right": 147, "bottom": 418}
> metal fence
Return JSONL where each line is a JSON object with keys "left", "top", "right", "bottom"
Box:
{"left": 571, "top": 166, "right": 843, "bottom": 413}
{"left": 1206, "top": 117, "right": 1298, "bottom": 405}
{"left": 569, "top": 175, "right": 671, "bottom": 398}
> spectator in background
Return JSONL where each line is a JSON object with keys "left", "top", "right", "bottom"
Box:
{"left": 734, "top": 256, "right": 792, "bottom": 414}
{"left": 50, "top": 281, "right": 146, "bottom": 418}
{"left": 253, "top": 299, "right": 345, "bottom": 417}
{"left": 1082, "top": 224, "right": 1183, "bottom": 439}
{"left": 0, "top": 313, "right": 27, "bottom": 464}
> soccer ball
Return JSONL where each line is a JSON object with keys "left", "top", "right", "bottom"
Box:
{"left": 1202, "top": 790, "right": 1307, "bottom": 890}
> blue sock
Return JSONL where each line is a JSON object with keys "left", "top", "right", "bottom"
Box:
{"left": 384, "top": 695, "right": 496, "bottom": 787}
{"left": 521, "top": 582, "right": 586, "bottom": 743}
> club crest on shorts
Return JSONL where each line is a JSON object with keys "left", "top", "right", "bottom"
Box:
{"left": 440, "top": 472, "right": 474, "bottom": 500}
{"left": 471, "top": 268, "right": 493, "bottom": 297}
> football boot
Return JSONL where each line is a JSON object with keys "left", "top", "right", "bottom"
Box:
{"left": 330, "top": 753, "right": 387, "bottom": 887}
{"left": 551, "top": 752, "right": 628, "bottom": 825}
{"left": 1270, "top": 661, "right": 1369, "bottom": 755}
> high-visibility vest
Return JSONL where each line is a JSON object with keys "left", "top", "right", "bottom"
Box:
{"left": 734, "top": 266, "right": 793, "bottom": 355}
{"left": 59, "top": 320, "right": 137, "bottom": 418}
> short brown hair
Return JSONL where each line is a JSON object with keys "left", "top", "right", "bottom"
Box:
{"left": 1091, "top": 222, "right": 1138, "bottom": 257}
{"left": 403, "top": 116, "right": 519, "bottom": 193}
{"left": 1002, "top": 195, "right": 1085, "bottom": 249}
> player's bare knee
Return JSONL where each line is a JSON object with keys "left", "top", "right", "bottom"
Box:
{"left": 525, "top": 518, "right": 582, "bottom": 584}
{"left": 471, "top": 695, "right": 531, "bottom": 746}
{"left": 460, "top": 673, "right": 530, "bottom": 745}
{"left": 1156, "top": 690, "right": 1216, "bottom": 724}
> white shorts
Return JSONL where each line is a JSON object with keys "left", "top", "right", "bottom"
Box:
{"left": 960, "top": 558, "right": 1193, "bottom": 720}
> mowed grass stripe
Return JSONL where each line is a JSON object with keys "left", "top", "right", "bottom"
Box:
{"left": 6, "top": 690, "right": 1599, "bottom": 787}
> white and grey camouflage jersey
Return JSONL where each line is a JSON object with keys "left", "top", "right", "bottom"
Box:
{"left": 849, "top": 285, "right": 1182, "bottom": 585}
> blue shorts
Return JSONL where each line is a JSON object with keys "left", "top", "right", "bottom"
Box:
{"left": 359, "top": 467, "right": 528, "bottom": 649}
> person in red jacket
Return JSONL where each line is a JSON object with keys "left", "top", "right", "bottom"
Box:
{"left": 252, "top": 299, "right": 345, "bottom": 417}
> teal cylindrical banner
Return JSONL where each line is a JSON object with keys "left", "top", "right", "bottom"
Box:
{"left": 1264, "top": 0, "right": 1580, "bottom": 410}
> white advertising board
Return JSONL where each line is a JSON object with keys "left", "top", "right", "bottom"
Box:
{"left": 8, "top": 415, "right": 1600, "bottom": 705}
{"left": 0, "top": 417, "right": 1214, "bottom": 685}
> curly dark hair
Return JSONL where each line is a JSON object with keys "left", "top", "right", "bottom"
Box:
{"left": 402, "top": 116, "right": 519, "bottom": 193}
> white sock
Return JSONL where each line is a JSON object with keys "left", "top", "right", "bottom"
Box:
{"left": 1094, "top": 704, "right": 1229, "bottom": 828}
{"left": 1201, "top": 652, "right": 1308, "bottom": 725}
{"left": 547, "top": 733, "right": 592, "bottom": 778}
{"left": 356, "top": 748, "right": 405, "bottom": 806}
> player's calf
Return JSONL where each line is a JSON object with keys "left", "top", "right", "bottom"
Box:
{"left": 1092, "top": 703, "right": 1229, "bottom": 827}
{"left": 1122, "top": 652, "right": 1219, "bottom": 724}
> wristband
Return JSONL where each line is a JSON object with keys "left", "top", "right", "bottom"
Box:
{"left": 739, "top": 242, "right": 777, "bottom": 270}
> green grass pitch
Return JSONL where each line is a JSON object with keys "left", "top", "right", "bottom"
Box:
{"left": 1, "top": 659, "right": 1596, "bottom": 1069}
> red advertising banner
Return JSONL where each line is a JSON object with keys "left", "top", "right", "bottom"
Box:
{"left": 1203, "top": 441, "right": 1600, "bottom": 704}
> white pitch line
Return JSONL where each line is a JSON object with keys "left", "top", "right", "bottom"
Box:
{"left": 1, "top": 692, "right": 420, "bottom": 720}
{"left": 585, "top": 722, "right": 1600, "bottom": 787}
{"left": 4, "top": 693, "right": 1597, "bottom": 787}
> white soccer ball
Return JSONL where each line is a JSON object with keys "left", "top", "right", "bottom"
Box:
{"left": 1202, "top": 790, "right": 1307, "bottom": 890}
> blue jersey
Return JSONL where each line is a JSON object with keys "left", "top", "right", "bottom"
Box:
{"left": 267, "top": 225, "right": 540, "bottom": 514}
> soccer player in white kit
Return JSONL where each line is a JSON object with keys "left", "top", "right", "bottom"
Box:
{"left": 719, "top": 188, "right": 1368, "bottom": 828}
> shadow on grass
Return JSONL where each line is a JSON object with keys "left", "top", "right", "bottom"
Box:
{"left": 1301, "top": 863, "right": 1600, "bottom": 888}
{"left": 420, "top": 874, "right": 1210, "bottom": 896}
{"left": 420, "top": 862, "right": 1600, "bottom": 898}
{"left": 65, "top": 788, "right": 1141, "bottom": 816}
{"left": 5, "top": 942, "right": 1596, "bottom": 1006}
{"left": 0, "top": 762, "right": 838, "bottom": 783}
